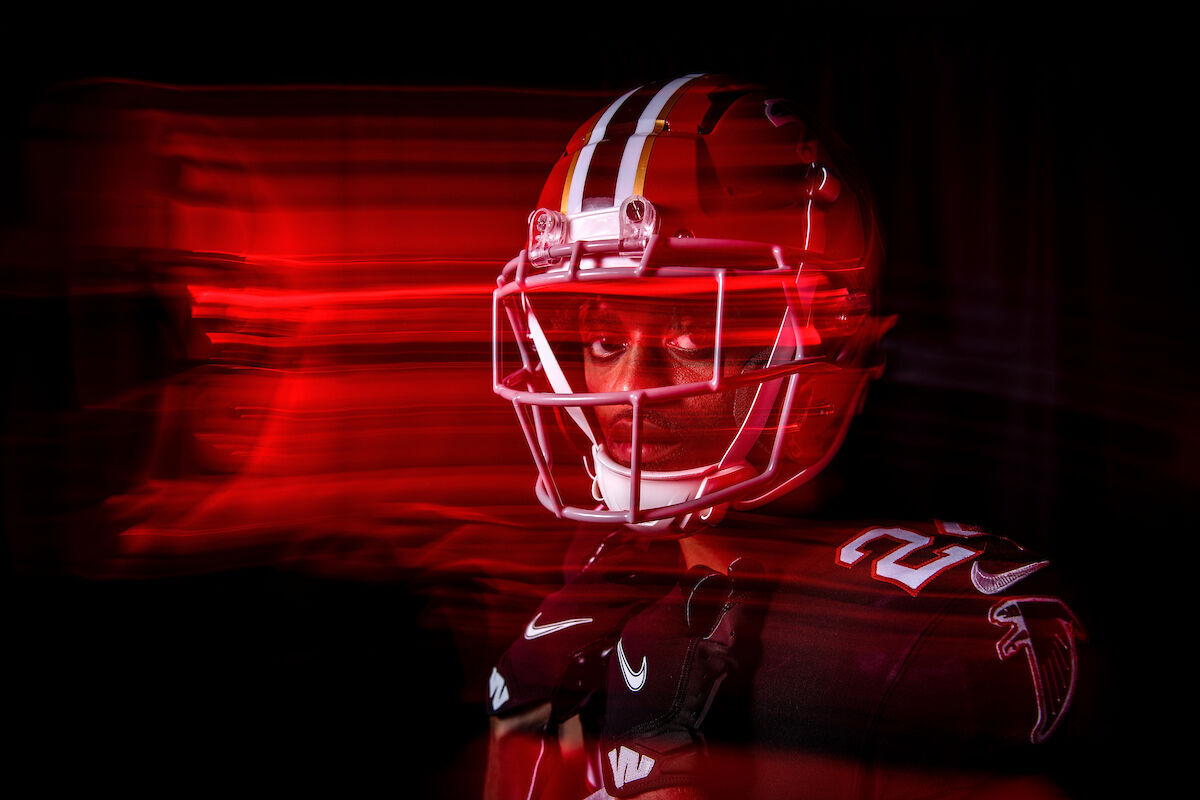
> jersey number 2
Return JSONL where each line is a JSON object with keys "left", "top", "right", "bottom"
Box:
{"left": 836, "top": 527, "right": 980, "bottom": 595}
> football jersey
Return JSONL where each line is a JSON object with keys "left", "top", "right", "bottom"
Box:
{"left": 493, "top": 514, "right": 1087, "bottom": 799}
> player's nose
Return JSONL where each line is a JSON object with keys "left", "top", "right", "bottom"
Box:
{"left": 610, "top": 341, "right": 671, "bottom": 393}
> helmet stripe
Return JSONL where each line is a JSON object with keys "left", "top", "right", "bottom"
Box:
{"left": 616, "top": 74, "right": 704, "bottom": 202}
{"left": 578, "top": 136, "right": 628, "bottom": 211}
{"left": 578, "top": 82, "right": 663, "bottom": 211}
{"left": 564, "top": 84, "right": 643, "bottom": 214}
{"left": 567, "top": 77, "right": 703, "bottom": 215}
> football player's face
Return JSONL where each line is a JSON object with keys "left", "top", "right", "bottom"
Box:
{"left": 580, "top": 297, "right": 755, "bottom": 471}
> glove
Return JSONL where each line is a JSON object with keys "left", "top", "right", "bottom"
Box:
{"left": 489, "top": 531, "right": 683, "bottom": 722}
{"left": 600, "top": 558, "right": 768, "bottom": 798}
{"left": 486, "top": 532, "right": 682, "bottom": 800}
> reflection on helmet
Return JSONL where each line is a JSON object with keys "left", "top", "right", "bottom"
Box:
{"left": 492, "top": 74, "right": 889, "bottom": 533}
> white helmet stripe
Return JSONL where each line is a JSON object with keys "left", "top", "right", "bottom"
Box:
{"left": 566, "top": 85, "right": 641, "bottom": 215}
{"left": 614, "top": 74, "right": 704, "bottom": 202}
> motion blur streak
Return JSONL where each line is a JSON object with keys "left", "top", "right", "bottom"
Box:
{"left": 5, "top": 81, "right": 612, "bottom": 604}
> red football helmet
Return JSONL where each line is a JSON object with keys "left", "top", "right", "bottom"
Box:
{"left": 493, "top": 74, "right": 888, "bottom": 532}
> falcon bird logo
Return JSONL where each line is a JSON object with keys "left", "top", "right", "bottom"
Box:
{"left": 988, "top": 596, "right": 1085, "bottom": 744}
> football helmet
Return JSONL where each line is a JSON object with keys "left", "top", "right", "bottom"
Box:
{"left": 493, "top": 74, "right": 888, "bottom": 533}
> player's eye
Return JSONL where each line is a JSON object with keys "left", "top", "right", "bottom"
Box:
{"left": 586, "top": 335, "right": 626, "bottom": 360}
{"left": 666, "top": 331, "right": 713, "bottom": 357}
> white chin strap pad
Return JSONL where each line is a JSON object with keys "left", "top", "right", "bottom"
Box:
{"left": 592, "top": 445, "right": 751, "bottom": 533}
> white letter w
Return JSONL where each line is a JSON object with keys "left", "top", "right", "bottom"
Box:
{"left": 608, "top": 746, "right": 655, "bottom": 789}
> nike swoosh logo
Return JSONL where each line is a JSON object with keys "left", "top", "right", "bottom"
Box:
{"left": 523, "top": 612, "right": 594, "bottom": 640}
{"left": 971, "top": 560, "right": 1050, "bottom": 595}
{"left": 616, "top": 638, "right": 646, "bottom": 692}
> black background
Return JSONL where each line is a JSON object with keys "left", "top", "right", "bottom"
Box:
{"left": 2, "top": 7, "right": 1189, "bottom": 795}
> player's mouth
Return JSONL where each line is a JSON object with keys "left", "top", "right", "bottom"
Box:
{"left": 604, "top": 419, "right": 684, "bottom": 468}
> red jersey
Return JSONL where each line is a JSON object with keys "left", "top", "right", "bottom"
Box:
{"left": 490, "top": 514, "right": 1087, "bottom": 799}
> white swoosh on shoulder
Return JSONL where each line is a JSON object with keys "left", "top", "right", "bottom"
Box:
{"left": 523, "top": 612, "right": 594, "bottom": 640}
{"left": 971, "top": 560, "right": 1050, "bottom": 595}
